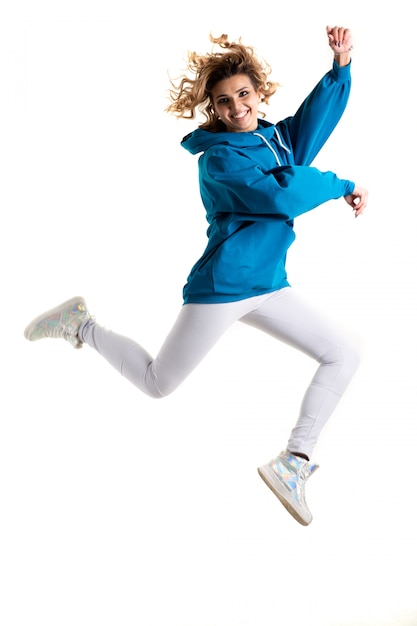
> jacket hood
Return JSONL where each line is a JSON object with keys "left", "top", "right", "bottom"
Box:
{"left": 181, "top": 119, "right": 278, "bottom": 155}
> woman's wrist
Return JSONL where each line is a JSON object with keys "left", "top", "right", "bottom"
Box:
{"left": 333, "top": 49, "right": 352, "bottom": 67}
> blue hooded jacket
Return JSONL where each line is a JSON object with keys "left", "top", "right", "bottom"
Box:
{"left": 181, "top": 61, "right": 355, "bottom": 304}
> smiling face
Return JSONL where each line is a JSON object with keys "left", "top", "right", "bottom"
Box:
{"left": 211, "top": 74, "right": 261, "bottom": 133}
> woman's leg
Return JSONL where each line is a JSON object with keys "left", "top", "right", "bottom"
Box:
{"left": 241, "top": 287, "right": 361, "bottom": 460}
{"left": 79, "top": 297, "right": 266, "bottom": 399}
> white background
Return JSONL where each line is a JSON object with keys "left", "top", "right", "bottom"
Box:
{"left": 1, "top": 1, "right": 416, "bottom": 625}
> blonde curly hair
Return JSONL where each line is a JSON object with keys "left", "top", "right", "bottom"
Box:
{"left": 166, "top": 34, "right": 279, "bottom": 132}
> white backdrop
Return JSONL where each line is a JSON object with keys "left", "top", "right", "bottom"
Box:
{"left": 1, "top": 1, "right": 416, "bottom": 625}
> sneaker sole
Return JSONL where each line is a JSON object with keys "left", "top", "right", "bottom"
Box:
{"left": 257, "top": 464, "right": 311, "bottom": 526}
{"left": 24, "top": 296, "right": 87, "bottom": 342}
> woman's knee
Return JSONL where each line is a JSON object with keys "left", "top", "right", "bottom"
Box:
{"left": 320, "top": 339, "right": 361, "bottom": 384}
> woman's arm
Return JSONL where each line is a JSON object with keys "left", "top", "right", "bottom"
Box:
{"left": 201, "top": 148, "right": 355, "bottom": 221}
{"left": 277, "top": 25, "right": 353, "bottom": 166}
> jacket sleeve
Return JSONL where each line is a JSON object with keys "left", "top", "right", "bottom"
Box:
{"left": 277, "top": 61, "right": 352, "bottom": 166}
{"left": 201, "top": 148, "right": 355, "bottom": 221}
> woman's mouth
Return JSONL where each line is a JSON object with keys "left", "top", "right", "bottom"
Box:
{"left": 232, "top": 110, "right": 248, "bottom": 120}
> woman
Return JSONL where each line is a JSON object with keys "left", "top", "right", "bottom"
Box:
{"left": 24, "top": 25, "right": 368, "bottom": 526}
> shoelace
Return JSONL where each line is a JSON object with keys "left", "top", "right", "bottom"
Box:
{"left": 42, "top": 321, "right": 77, "bottom": 341}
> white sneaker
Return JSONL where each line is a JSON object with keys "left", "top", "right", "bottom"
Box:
{"left": 24, "top": 296, "right": 90, "bottom": 349}
{"left": 258, "top": 450, "right": 319, "bottom": 526}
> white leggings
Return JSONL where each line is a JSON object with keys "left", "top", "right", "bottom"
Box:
{"left": 79, "top": 287, "right": 360, "bottom": 458}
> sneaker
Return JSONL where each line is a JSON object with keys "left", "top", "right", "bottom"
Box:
{"left": 257, "top": 450, "right": 319, "bottom": 526}
{"left": 24, "top": 296, "right": 90, "bottom": 349}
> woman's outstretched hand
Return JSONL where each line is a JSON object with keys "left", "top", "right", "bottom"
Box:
{"left": 344, "top": 185, "right": 368, "bottom": 218}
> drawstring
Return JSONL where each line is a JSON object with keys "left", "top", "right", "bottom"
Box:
{"left": 253, "top": 128, "right": 291, "bottom": 167}
{"left": 274, "top": 128, "right": 291, "bottom": 153}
